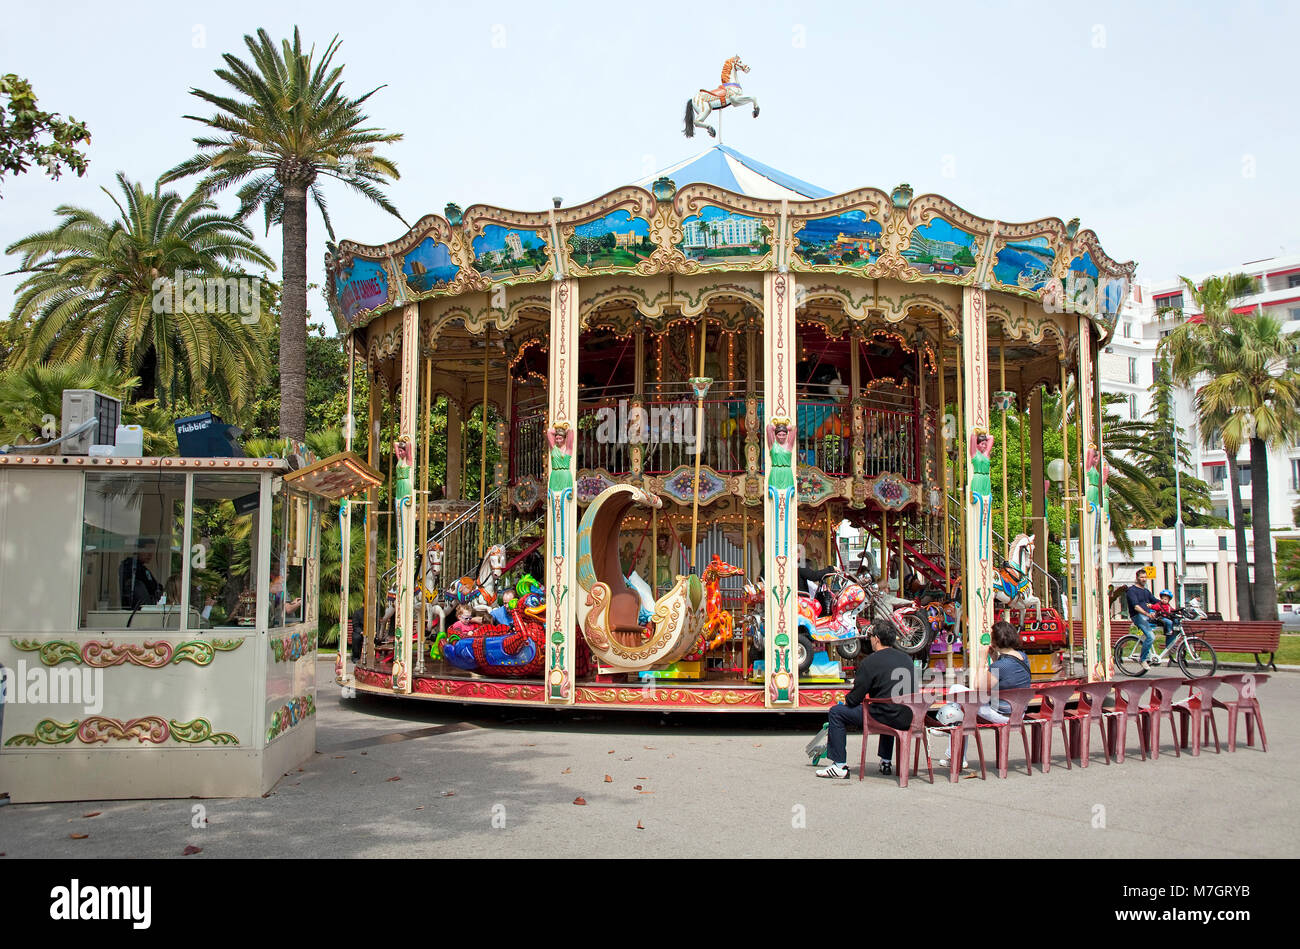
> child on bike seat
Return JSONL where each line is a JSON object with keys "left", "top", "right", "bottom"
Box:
{"left": 1150, "top": 589, "right": 1177, "bottom": 648}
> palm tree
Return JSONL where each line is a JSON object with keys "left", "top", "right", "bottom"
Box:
{"left": 162, "top": 27, "right": 404, "bottom": 442}
{"left": 1164, "top": 274, "right": 1300, "bottom": 621}
{"left": 1039, "top": 384, "right": 1158, "bottom": 556}
{"left": 4, "top": 174, "right": 273, "bottom": 414}
{"left": 1164, "top": 274, "right": 1255, "bottom": 616}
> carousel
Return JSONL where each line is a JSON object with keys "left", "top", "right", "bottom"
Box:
{"left": 326, "top": 61, "right": 1133, "bottom": 712}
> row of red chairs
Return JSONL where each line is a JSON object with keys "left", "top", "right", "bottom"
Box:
{"left": 858, "top": 674, "right": 1269, "bottom": 788}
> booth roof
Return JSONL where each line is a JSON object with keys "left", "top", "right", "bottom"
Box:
{"left": 634, "top": 145, "right": 833, "bottom": 201}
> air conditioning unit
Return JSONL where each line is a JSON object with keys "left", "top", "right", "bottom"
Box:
{"left": 61, "top": 390, "right": 122, "bottom": 455}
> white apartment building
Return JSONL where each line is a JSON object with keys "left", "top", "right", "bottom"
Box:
{"left": 1098, "top": 253, "right": 1300, "bottom": 616}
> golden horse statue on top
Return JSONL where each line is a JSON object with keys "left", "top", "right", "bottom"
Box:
{"left": 684, "top": 55, "right": 760, "bottom": 138}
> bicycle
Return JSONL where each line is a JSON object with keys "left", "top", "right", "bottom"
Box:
{"left": 1113, "top": 607, "right": 1218, "bottom": 678}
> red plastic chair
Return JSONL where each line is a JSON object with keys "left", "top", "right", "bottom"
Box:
{"left": 858, "top": 694, "right": 936, "bottom": 788}
{"left": 1106, "top": 680, "right": 1152, "bottom": 764}
{"left": 1027, "top": 684, "right": 1077, "bottom": 773}
{"left": 1172, "top": 676, "right": 1222, "bottom": 756}
{"left": 1213, "top": 673, "right": 1270, "bottom": 753}
{"left": 1140, "top": 680, "right": 1182, "bottom": 760}
{"left": 1065, "top": 681, "right": 1113, "bottom": 767}
{"left": 981, "top": 687, "right": 1037, "bottom": 779}
{"left": 931, "top": 691, "right": 988, "bottom": 782}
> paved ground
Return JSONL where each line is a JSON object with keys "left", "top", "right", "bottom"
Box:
{"left": 1, "top": 661, "right": 1294, "bottom": 858}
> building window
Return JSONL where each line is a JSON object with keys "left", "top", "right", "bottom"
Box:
{"left": 1293, "top": 459, "right": 1300, "bottom": 491}
{"left": 1206, "top": 465, "right": 1227, "bottom": 490}
{"left": 1129, "top": 393, "right": 1139, "bottom": 419}
{"left": 1205, "top": 429, "right": 1223, "bottom": 451}
{"left": 1122, "top": 322, "right": 1132, "bottom": 338}
{"left": 1238, "top": 465, "right": 1251, "bottom": 487}
{"left": 1290, "top": 306, "right": 1300, "bottom": 322}
{"left": 1289, "top": 274, "right": 1300, "bottom": 289}
{"left": 1155, "top": 293, "right": 1183, "bottom": 314}
{"left": 1128, "top": 357, "right": 1138, "bottom": 384}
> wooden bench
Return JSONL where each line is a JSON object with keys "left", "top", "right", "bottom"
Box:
{"left": 1184, "top": 620, "right": 1281, "bottom": 671}
{"left": 1067, "top": 619, "right": 1281, "bottom": 671}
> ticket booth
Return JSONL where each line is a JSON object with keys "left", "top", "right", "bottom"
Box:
{"left": 0, "top": 452, "right": 377, "bottom": 802}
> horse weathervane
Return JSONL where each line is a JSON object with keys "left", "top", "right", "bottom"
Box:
{"left": 684, "top": 55, "right": 760, "bottom": 138}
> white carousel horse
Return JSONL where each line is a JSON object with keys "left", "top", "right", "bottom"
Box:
{"left": 427, "top": 543, "right": 508, "bottom": 640}
{"left": 994, "top": 533, "right": 1042, "bottom": 626}
{"left": 684, "top": 55, "right": 760, "bottom": 139}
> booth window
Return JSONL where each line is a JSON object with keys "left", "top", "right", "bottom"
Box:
{"left": 190, "top": 473, "right": 262, "bottom": 628}
{"left": 80, "top": 472, "right": 187, "bottom": 630}
{"left": 270, "top": 488, "right": 309, "bottom": 628}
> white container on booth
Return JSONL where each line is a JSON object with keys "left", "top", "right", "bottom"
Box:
{"left": 114, "top": 424, "right": 144, "bottom": 457}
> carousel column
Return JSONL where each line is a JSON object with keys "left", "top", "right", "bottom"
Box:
{"left": 1076, "top": 319, "right": 1103, "bottom": 682}
{"left": 630, "top": 323, "right": 645, "bottom": 480}
{"left": 391, "top": 303, "right": 420, "bottom": 694}
{"left": 763, "top": 271, "right": 798, "bottom": 708}
{"left": 1091, "top": 327, "right": 1114, "bottom": 677}
{"left": 849, "top": 325, "right": 865, "bottom": 490}
{"left": 1028, "top": 386, "right": 1049, "bottom": 603}
{"left": 961, "top": 287, "right": 994, "bottom": 690}
{"left": 446, "top": 400, "right": 463, "bottom": 500}
{"left": 363, "top": 368, "right": 382, "bottom": 668}
{"left": 744, "top": 323, "right": 760, "bottom": 489}
{"left": 544, "top": 278, "right": 579, "bottom": 704}
{"left": 337, "top": 333, "right": 356, "bottom": 683}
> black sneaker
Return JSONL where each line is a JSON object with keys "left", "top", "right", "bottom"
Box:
{"left": 879, "top": 759, "right": 892, "bottom": 775}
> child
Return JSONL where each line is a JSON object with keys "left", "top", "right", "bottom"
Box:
{"left": 1149, "top": 589, "right": 1178, "bottom": 655}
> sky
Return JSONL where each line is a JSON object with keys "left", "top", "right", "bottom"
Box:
{"left": 2, "top": 0, "right": 1298, "bottom": 330}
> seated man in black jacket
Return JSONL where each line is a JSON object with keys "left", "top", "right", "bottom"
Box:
{"left": 816, "top": 619, "right": 916, "bottom": 778}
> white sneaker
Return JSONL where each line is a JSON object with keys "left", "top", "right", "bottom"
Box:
{"left": 938, "top": 756, "right": 968, "bottom": 769}
{"left": 815, "top": 762, "right": 850, "bottom": 779}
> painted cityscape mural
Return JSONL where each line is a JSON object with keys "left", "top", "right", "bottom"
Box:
{"left": 568, "top": 209, "right": 653, "bottom": 269}
{"left": 676, "top": 205, "right": 771, "bottom": 265}
{"left": 992, "top": 236, "right": 1055, "bottom": 291}
{"left": 402, "top": 237, "right": 460, "bottom": 294}
{"left": 902, "top": 218, "right": 978, "bottom": 276}
{"left": 473, "top": 225, "right": 549, "bottom": 280}
{"left": 335, "top": 257, "right": 389, "bottom": 324}
{"left": 793, "top": 209, "right": 882, "bottom": 267}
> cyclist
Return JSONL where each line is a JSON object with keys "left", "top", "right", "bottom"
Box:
{"left": 1124, "top": 573, "right": 1160, "bottom": 671}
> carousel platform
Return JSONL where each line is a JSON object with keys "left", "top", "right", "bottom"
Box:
{"left": 349, "top": 663, "right": 848, "bottom": 712}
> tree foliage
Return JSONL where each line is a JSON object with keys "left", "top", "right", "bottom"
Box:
{"left": 0, "top": 74, "right": 91, "bottom": 195}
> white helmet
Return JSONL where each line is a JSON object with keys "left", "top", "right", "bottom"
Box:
{"left": 934, "top": 702, "right": 963, "bottom": 726}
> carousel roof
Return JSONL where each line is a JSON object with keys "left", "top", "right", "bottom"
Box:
{"left": 635, "top": 145, "right": 832, "bottom": 201}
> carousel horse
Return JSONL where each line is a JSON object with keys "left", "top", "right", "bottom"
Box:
{"left": 684, "top": 55, "right": 760, "bottom": 139}
{"left": 430, "top": 544, "right": 508, "bottom": 657}
{"left": 576, "top": 484, "right": 707, "bottom": 669}
{"left": 993, "top": 533, "right": 1042, "bottom": 626}
{"left": 700, "top": 554, "right": 744, "bottom": 651}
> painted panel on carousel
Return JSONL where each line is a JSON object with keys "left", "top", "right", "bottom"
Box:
{"left": 567, "top": 209, "right": 654, "bottom": 271}
{"left": 792, "top": 210, "right": 883, "bottom": 269}
{"left": 401, "top": 237, "right": 460, "bottom": 295}
{"left": 335, "top": 257, "right": 389, "bottom": 326}
{"left": 676, "top": 204, "right": 772, "bottom": 268}
{"left": 1065, "top": 251, "right": 1101, "bottom": 313}
{"left": 660, "top": 464, "right": 728, "bottom": 505}
{"left": 472, "top": 225, "right": 550, "bottom": 282}
{"left": 903, "top": 217, "right": 978, "bottom": 278}
{"left": 991, "top": 235, "right": 1055, "bottom": 292}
